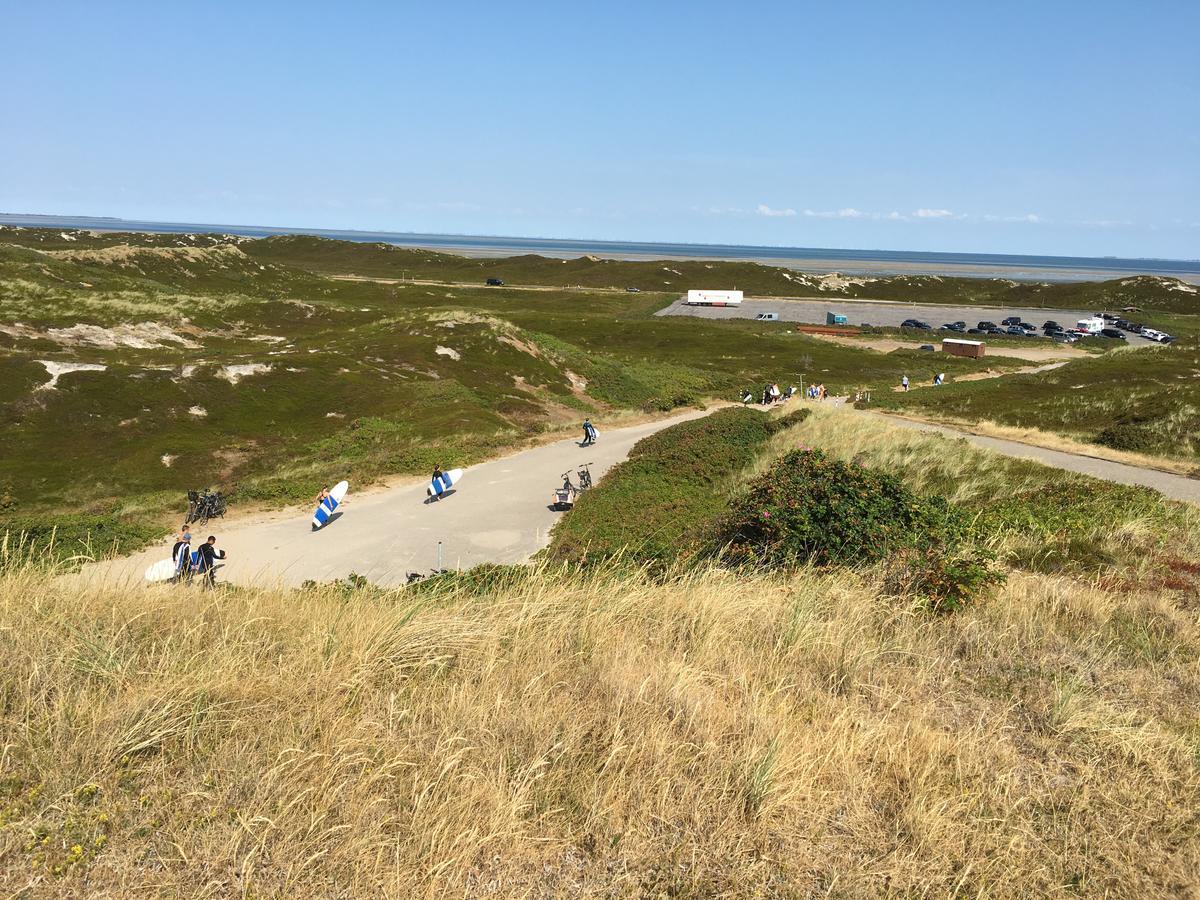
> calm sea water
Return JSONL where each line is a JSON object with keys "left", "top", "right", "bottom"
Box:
{"left": 3, "top": 214, "right": 1198, "bottom": 283}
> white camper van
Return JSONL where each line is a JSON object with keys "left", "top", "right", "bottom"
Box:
{"left": 1076, "top": 316, "right": 1105, "bottom": 334}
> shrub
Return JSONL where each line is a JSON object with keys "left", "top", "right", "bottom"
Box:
{"left": 1093, "top": 422, "right": 1161, "bottom": 453}
{"left": 714, "top": 448, "right": 964, "bottom": 569}
{"left": 881, "top": 547, "right": 1005, "bottom": 613}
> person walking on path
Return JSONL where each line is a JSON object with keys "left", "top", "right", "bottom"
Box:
{"left": 195, "top": 535, "right": 227, "bottom": 588}
{"left": 171, "top": 530, "right": 192, "bottom": 582}
{"left": 901, "top": 375, "right": 909, "bottom": 392}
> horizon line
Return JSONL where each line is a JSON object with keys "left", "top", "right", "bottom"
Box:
{"left": 2, "top": 211, "right": 1198, "bottom": 267}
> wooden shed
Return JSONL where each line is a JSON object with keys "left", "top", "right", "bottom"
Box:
{"left": 942, "top": 338, "right": 984, "bottom": 359}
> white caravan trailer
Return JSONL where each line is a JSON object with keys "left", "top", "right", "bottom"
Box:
{"left": 686, "top": 290, "right": 743, "bottom": 307}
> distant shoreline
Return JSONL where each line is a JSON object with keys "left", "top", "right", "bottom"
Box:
{"left": 3, "top": 212, "right": 1198, "bottom": 284}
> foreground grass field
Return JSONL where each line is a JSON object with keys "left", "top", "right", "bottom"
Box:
{"left": 4, "top": 403, "right": 1199, "bottom": 895}
{"left": 2, "top": 558, "right": 1198, "bottom": 895}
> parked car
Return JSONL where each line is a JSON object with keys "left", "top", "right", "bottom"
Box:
{"left": 1043, "top": 320, "right": 1061, "bottom": 330}
{"left": 978, "top": 320, "right": 998, "bottom": 330}
{"left": 625, "top": 286, "right": 641, "bottom": 292}
{"left": 1100, "top": 328, "right": 1126, "bottom": 340}
{"left": 1001, "top": 316, "right": 1022, "bottom": 326}
{"left": 985, "top": 326, "right": 1006, "bottom": 335}
{"left": 485, "top": 277, "right": 504, "bottom": 286}
{"left": 1052, "top": 333, "right": 1079, "bottom": 343}
{"left": 1100, "top": 312, "right": 1119, "bottom": 321}
{"left": 901, "top": 318, "right": 931, "bottom": 330}
{"left": 918, "top": 344, "right": 935, "bottom": 351}
{"left": 939, "top": 323, "right": 965, "bottom": 332}
{"left": 1140, "top": 328, "right": 1171, "bottom": 343}
{"left": 966, "top": 327, "right": 984, "bottom": 335}
{"left": 1005, "top": 325, "right": 1026, "bottom": 335}
{"left": 755, "top": 312, "right": 780, "bottom": 321}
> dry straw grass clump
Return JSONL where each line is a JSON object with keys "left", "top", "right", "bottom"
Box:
{"left": 0, "top": 558, "right": 1198, "bottom": 896}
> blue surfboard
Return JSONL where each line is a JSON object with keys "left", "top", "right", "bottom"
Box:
{"left": 312, "top": 481, "right": 349, "bottom": 529}
{"left": 427, "top": 468, "right": 464, "bottom": 497}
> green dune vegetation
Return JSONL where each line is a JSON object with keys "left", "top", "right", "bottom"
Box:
{"left": 873, "top": 339, "right": 1200, "bottom": 465}
{"left": 0, "top": 227, "right": 1029, "bottom": 554}
{"left": 3, "top": 405, "right": 1199, "bottom": 894}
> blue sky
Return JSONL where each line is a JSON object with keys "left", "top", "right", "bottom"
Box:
{"left": 3, "top": 1, "right": 1197, "bottom": 258}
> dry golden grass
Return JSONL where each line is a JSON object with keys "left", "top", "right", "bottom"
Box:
{"left": 2, "top": 555, "right": 1199, "bottom": 897}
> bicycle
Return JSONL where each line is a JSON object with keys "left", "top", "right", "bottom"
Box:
{"left": 552, "top": 464, "right": 593, "bottom": 510}
{"left": 186, "top": 488, "right": 227, "bottom": 527}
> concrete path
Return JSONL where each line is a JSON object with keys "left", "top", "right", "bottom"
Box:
{"left": 871, "top": 413, "right": 1200, "bottom": 505}
{"left": 83, "top": 406, "right": 722, "bottom": 590}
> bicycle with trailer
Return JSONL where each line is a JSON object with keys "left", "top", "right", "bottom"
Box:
{"left": 551, "top": 462, "right": 593, "bottom": 511}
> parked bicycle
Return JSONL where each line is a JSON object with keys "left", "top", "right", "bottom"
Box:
{"left": 186, "top": 488, "right": 227, "bottom": 527}
{"left": 552, "top": 464, "right": 593, "bottom": 510}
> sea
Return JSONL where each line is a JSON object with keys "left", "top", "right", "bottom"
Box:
{"left": 3, "top": 213, "right": 1198, "bottom": 284}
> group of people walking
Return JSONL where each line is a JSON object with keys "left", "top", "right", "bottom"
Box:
{"left": 900, "top": 373, "right": 946, "bottom": 392}
{"left": 170, "top": 526, "right": 227, "bottom": 587}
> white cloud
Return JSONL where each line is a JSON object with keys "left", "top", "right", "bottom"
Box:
{"left": 913, "top": 208, "right": 953, "bottom": 218}
{"left": 756, "top": 203, "right": 797, "bottom": 217}
{"left": 982, "top": 213, "right": 1043, "bottom": 223}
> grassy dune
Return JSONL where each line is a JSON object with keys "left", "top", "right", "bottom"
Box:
{"left": 0, "top": 232, "right": 1024, "bottom": 550}
{"left": 2, "top": 558, "right": 1198, "bottom": 895}
{"left": 874, "top": 339, "right": 1200, "bottom": 463}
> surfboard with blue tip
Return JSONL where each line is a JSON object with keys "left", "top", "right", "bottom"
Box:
{"left": 427, "top": 468, "right": 464, "bottom": 497}
{"left": 312, "top": 481, "right": 349, "bottom": 529}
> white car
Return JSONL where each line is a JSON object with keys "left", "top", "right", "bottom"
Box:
{"left": 1140, "top": 328, "right": 1169, "bottom": 343}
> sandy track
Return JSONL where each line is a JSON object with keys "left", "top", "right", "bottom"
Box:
{"left": 81, "top": 406, "right": 722, "bottom": 589}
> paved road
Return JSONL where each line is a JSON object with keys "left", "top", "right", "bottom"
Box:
{"left": 872, "top": 413, "right": 1200, "bottom": 504}
{"left": 82, "top": 407, "right": 722, "bottom": 589}
{"left": 657, "top": 297, "right": 1157, "bottom": 345}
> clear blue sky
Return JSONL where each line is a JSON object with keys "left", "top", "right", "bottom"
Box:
{"left": 3, "top": 1, "right": 1197, "bottom": 258}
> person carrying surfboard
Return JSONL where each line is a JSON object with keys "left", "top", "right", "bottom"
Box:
{"left": 196, "top": 535, "right": 227, "bottom": 587}
{"left": 582, "top": 419, "right": 597, "bottom": 446}
{"left": 171, "top": 530, "right": 192, "bottom": 582}
{"left": 431, "top": 465, "right": 448, "bottom": 500}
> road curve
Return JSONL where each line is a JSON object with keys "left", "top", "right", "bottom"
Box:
{"left": 871, "top": 413, "right": 1200, "bottom": 505}
{"left": 83, "top": 406, "right": 724, "bottom": 589}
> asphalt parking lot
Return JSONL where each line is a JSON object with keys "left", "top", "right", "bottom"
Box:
{"left": 655, "top": 297, "right": 1158, "bottom": 345}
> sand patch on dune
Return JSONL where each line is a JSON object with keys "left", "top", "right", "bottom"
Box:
{"left": 435, "top": 345, "right": 461, "bottom": 360}
{"left": 46, "top": 322, "right": 202, "bottom": 350}
{"left": 36, "top": 361, "right": 107, "bottom": 390}
{"left": 217, "top": 364, "right": 271, "bottom": 384}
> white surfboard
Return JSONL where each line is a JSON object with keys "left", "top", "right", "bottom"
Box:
{"left": 145, "top": 558, "right": 176, "bottom": 582}
{"left": 427, "top": 468, "right": 464, "bottom": 497}
{"left": 312, "top": 480, "right": 349, "bottom": 529}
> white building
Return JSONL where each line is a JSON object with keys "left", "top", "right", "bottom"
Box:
{"left": 685, "top": 289, "right": 743, "bottom": 306}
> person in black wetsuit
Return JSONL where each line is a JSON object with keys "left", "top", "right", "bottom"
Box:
{"left": 195, "top": 535, "right": 227, "bottom": 587}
